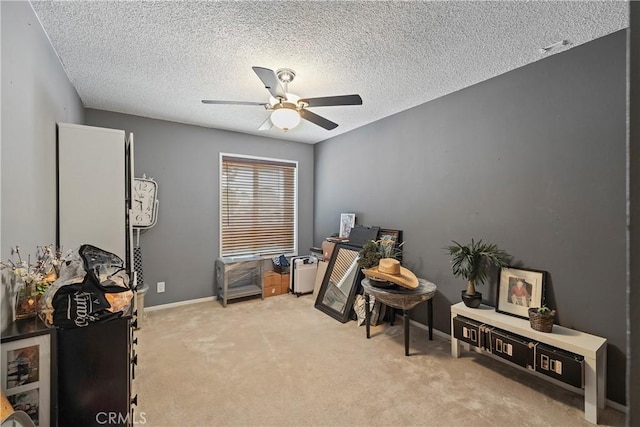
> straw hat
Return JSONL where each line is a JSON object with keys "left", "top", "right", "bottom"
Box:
{"left": 362, "top": 258, "right": 418, "bottom": 289}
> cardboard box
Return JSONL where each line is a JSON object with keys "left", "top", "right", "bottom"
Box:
{"left": 322, "top": 241, "right": 336, "bottom": 260}
{"left": 264, "top": 284, "right": 281, "bottom": 297}
{"left": 264, "top": 271, "right": 290, "bottom": 296}
{"left": 263, "top": 271, "right": 280, "bottom": 287}
{"left": 281, "top": 273, "right": 290, "bottom": 294}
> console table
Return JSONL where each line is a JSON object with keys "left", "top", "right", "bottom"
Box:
{"left": 450, "top": 302, "right": 606, "bottom": 424}
{"left": 362, "top": 278, "right": 437, "bottom": 356}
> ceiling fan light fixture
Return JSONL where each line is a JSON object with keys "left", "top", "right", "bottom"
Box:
{"left": 269, "top": 93, "right": 300, "bottom": 107}
{"left": 276, "top": 68, "right": 296, "bottom": 84}
{"left": 271, "top": 104, "right": 300, "bottom": 131}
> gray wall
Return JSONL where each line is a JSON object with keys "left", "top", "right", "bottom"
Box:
{"left": 1, "top": 1, "right": 84, "bottom": 258}
{"left": 85, "top": 110, "right": 314, "bottom": 308}
{"left": 315, "top": 31, "right": 627, "bottom": 404}
{"left": 629, "top": 3, "right": 640, "bottom": 421}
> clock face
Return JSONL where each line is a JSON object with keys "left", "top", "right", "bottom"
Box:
{"left": 132, "top": 178, "right": 157, "bottom": 227}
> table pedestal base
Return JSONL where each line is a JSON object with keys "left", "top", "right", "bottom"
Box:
{"left": 364, "top": 287, "right": 435, "bottom": 356}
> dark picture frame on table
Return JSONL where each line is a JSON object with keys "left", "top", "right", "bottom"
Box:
{"left": 496, "top": 266, "right": 546, "bottom": 319}
{"left": 378, "top": 229, "right": 402, "bottom": 245}
{"left": 315, "top": 243, "right": 363, "bottom": 323}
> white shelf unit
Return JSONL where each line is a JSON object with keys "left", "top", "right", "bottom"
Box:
{"left": 450, "top": 302, "right": 607, "bottom": 425}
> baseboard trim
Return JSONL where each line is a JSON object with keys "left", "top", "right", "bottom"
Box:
{"left": 606, "top": 399, "right": 628, "bottom": 414}
{"left": 407, "top": 319, "right": 627, "bottom": 414}
{"left": 146, "top": 296, "right": 217, "bottom": 312}
{"left": 408, "top": 318, "right": 450, "bottom": 341}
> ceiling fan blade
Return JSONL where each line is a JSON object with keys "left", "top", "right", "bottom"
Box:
{"left": 252, "top": 66, "right": 287, "bottom": 99}
{"left": 299, "top": 109, "right": 338, "bottom": 130}
{"left": 298, "top": 94, "right": 362, "bottom": 107}
{"left": 201, "top": 100, "right": 266, "bottom": 106}
{"left": 258, "top": 115, "right": 273, "bottom": 131}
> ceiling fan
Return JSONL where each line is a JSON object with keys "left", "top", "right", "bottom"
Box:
{"left": 201, "top": 67, "right": 363, "bottom": 131}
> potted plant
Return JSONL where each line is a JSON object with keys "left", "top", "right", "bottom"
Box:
{"left": 357, "top": 237, "right": 403, "bottom": 269}
{"left": 445, "top": 239, "right": 511, "bottom": 308}
{"left": 528, "top": 306, "right": 556, "bottom": 333}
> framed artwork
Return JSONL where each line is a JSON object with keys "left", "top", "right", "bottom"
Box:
{"left": 378, "top": 229, "right": 403, "bottom": 246}
{"left": 1, "top": 334, "right": 51, "bottom": 426}
{"left": 496, "top": 267, "right": 546, "bottom": 319}
{"left": 339, "top": 213, "right": 356, "bottom": 238}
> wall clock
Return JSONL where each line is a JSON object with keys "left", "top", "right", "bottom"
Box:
{"left": 132, "top": 176, "right": 158, "bottom": 228}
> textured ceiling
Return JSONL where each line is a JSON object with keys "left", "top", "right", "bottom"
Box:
{"left": 30, "top": 1, "right": 628, "bottom": 144}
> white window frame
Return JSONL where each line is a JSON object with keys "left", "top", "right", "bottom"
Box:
{"left": 219, "top": 152, "right": 298, "bottom": 258}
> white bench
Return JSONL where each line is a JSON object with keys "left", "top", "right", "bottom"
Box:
{"left": 451, "top": 302, "right": 606, "bottom": 424}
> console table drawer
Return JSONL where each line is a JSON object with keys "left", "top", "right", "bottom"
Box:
{"left": 453, "top": 316, "right": 484, "bottom": 348}
{"left": 535, "top": 343, "right": 585, "bottom": 388}
{"left": 488, "top": 328, "right": 535, "bottom": 370}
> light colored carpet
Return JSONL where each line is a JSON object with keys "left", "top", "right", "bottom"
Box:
{"left": 135, "top": 294, "right": 624, "bottom": 426}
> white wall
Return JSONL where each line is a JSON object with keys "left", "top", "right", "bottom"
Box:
{"left": 1, "top": 1, "right": 84, "bottom": 327}
{"left": 1, "top": 1, "right": 84, "bottom": 255}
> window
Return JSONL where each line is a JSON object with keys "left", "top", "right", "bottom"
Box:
{"left": 220, "top": 154, "right": 297, "bottom": 257}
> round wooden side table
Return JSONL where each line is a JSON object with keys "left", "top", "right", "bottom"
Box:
{"left": 361, "top": 277, "right": 437, "bottom": 356}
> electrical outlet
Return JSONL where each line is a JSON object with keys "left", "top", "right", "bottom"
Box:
{"left": 157, "top": 281, "right": 165, "bottom": 293}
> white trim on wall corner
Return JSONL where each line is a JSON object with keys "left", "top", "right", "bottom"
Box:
{"left": 145, "top": 296, "right": 217, "bottom": 312}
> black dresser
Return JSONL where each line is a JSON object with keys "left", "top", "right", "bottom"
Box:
{"left": 1, "top": 315, "right": 136, "bottom": 427}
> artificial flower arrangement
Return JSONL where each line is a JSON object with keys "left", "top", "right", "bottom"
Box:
{"left": 1, "top": 245, "right": 62, "bottom": 319}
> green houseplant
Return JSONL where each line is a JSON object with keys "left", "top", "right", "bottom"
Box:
{"left": 357, "top": 238, "right": 403, "bottom": 269}
{"left": 446, "top": 239, "right": 511, "bottom": 308}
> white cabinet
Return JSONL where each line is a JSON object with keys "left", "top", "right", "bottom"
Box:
{"left": 57, "top": 123, "right": 133, "bottom": 270}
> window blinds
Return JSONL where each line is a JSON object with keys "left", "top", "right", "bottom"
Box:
{"left": 221, "top": 155, "right": 296, "bottom": 257}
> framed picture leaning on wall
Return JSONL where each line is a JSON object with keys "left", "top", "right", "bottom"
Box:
{"left": 1, "top": 334, "right": 51, "bottom": 426}
{"left": 496, "top": 266, "right": 546, "bottom": 319}
{"left": 339, "top": 213, "right": 356, "bottom": 238}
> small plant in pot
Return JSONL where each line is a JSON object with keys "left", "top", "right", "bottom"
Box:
{"left": 529, "top": 306, "right": 556, "bottom": 333}
{"left": 446, "top": 239, "right": 511, "bottom": 308}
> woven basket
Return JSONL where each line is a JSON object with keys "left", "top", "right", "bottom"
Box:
{"left": 528, "top": 308, "right": 555, "bottom": 333}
